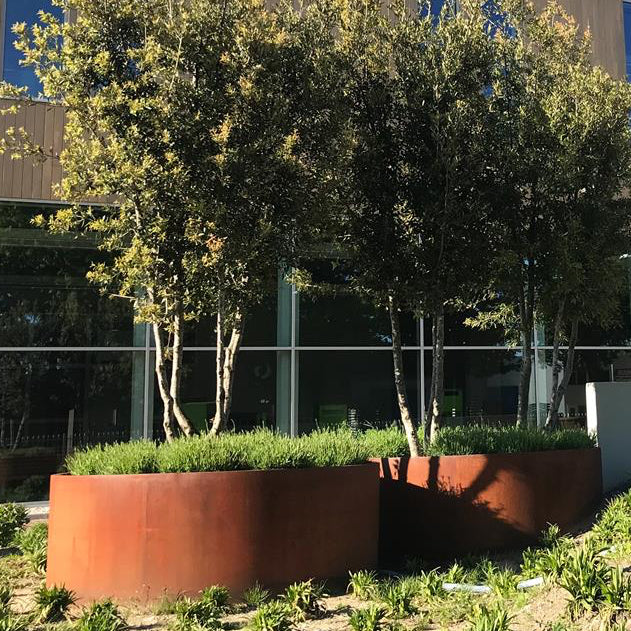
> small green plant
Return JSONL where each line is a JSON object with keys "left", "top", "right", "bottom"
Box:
{"left": 347, "top": 571, "right": 379, "bottom": 600}
{"left": 250, "top": 600, "right": 293, "bottom": 631}
{"left": 414, "top": 570, "right": 443, "bottom": 598}
{"left": 0, "top": 614, "right": 28, "bottom": 631}
{"left": 282, "top": 579, "right": 323, "bottom": 620}
{"left": 467, "top": 604, "right": 514, "bottom": 631}
{"left": 34, "top": 584, "right": 76, "bottom": 622}
{"left": 0, "top": 582, "right": 11, "bottom": 607}
{"left": 557, "top": 545, "right": 616, "bottom": 619}
{"left": 243, "top": 584, "right": 270, "bottom": 609}
{"left": 173, "top": 596, "right": 222, "bottom": 630}
{"left": 348, "top": 605, "right": 386, "bottom": 631}
{"left": 0, "top": 504, "right": 28, "bottom": 547}
{"left": 200, "top": 586, "right": 230, "bottom": 612}
{"left": 13, "top": 522, "right": 47, "bottom": 573}
{"left": 379, "top": 580, "right": 416, "bottom": 618}
{"left": 75, "top": 599, "right": 127, "bottom": 631}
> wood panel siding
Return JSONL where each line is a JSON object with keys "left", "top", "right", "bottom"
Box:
{"left": 0, "top": 0, "right": 626, "bottom": 203}
{"left": 0, "top": 100, "right": 63, "bottom": 203}
{"left": 537, "top": 0, "right": 626, "bottom": 80}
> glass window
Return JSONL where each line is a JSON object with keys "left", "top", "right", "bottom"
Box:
{"left": 0, "top": 350, "right": 139, "bottom": 501}
{"left": 425, "top": 309, "right": 510, "bottom": 347}
{"left": 298, "top": 350, "right": 419, "bottom": 433}
{"left": 429, "top": 349, "right": 523, "bottom": 425}
{"left": 298, "top": 260, "right": 418, "bottom": 347}
{"left": 0, "top": 206, "right": 134, "bottom": 347}
{"left": 2, "top": 0, "right": 64, "bottom": 95}
{"left": 152, "top": 351, "right": 278, "bottom": 439}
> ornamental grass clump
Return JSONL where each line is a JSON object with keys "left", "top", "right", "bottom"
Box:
{"left": 427, "top": 426, "right": 595, "bottom": 457}
{"left": 0, "top": 504, "right": 28, "bottom": 547}
{"left": 14, "top": 522, "right": 48, "bottom": 574}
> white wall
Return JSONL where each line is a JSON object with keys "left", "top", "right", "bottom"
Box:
{"left": 586, "top": 382, "right": 631, "bottom": 492}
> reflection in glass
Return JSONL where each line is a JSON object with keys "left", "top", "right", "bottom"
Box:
{"left": 430, "top": 350, "right": 523, "bottom": 425}
{"left": 0, "top": 350, "right": 139, "bottom": 500}
{"left": 2, "top": 0, "right": 64, "bottom": 95}
{"left": 298, "top": 350, "right": 419, "bottom": 432}
{"left": 0, "top": 208, "right": 134, "bottom": 347}
{"left": 298, "top": 260, "right": 417, "bottom": 346}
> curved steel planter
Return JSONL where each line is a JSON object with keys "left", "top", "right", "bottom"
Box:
{"left": 376, "top": 448, "right": 602, "bottom": 561}
{"left": 46, "top": 464, "right": 379, "bottom": 601}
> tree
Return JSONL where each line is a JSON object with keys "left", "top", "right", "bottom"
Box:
{"left": 481, "top": 0, "right": 631, "bottom": 427}
{"left": 336, "top": 0, "right": 497, "bottom": 452}
{"left": 3, "top": 0, "right": 342, "bottom": 439}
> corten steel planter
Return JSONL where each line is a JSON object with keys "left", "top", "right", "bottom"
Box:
{"left": 375, "top": 448, "right": 602, "bottom": 562}
{"left": 46, "top": 464, "right": 379, "bottom": 602}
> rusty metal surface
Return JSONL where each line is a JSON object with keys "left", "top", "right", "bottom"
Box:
{"left": 46, "top": 464, "right": 379, "bottom": 602}
{"left": 376, "top": 448, "right": 603, "bottom": 562}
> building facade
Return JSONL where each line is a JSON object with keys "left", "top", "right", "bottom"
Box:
{"left": 0, "top": 0, "right": 630, "bottom": 497}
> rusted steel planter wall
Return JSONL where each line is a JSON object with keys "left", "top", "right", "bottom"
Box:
{"left": 46, "top": 464, "right": 379, "bottom": 602}
{"left": 376, "top": 448, "right": 602, "bottom": 562}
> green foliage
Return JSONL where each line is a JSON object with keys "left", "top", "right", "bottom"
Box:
{"left": 249, "top": 601, "right": 293, "bottom": 631}
{"left": 75, "top": 600, "right": 127, "bottom": 631}
{"left": 467, "top": 604, "right": 513, "bottom": 631}
{"left": 66, "top": 426, "right": 596, "bottom": 475}
{"left": 0, "top": 581, "right": 11, "bottom": 607}
{"left": 521, "top": 527, "right": 575, "bottom": 580}
{"left": 427, "top": 426, "right": 595, "bottom": 457}
{"left": 282, "top": 580, "right": 324, "bottom": 621}
{"left": 0, "top": 504, "right": 28, "bottom": 547}
{"left": 348, "top": 605, "right": 386, "bottom": 631}
{"left": 199, "top": 586, "right": 230, "bottom": 613}
{"left": 592, "top": 491, "right": 631, "bottom": 548}
{"left": 347, "top": 571, "right": 379, "bottom": 601}
{"left": 0, "top": 612, "right": 28, "bottom": 631}
{"left": 242, "top": 584, "right": 269, "bottom": 609}
{"left": 152, "top": 595, "right": 183, "bottom": 616}
{"left": 34, "top": 584, "right": 76, "bottom": 623}
{"left": 378, "top": 580, "right": 417, "bottom": 618}
{"left": 557, "top": 545, "right": 631, "bottom": 619}
{"left": 173, "top": 596, "right": 223, "bottom": 631}
{"left": 13, "top": 522, "right": 47, "bottom": 573}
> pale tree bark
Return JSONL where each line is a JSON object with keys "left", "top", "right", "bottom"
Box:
{"left": 170, "top": 308, "right": 195, "bottom": 437}
{"left": 153, "top": 322, "right": 176, "bottom": 442}
{"left": 210, "top": 302, "right": 246, "bottom": 435}
{"left": 516, "top": 266, "right": 535, "bottom": 427}
{"left": 221, "top": 312, "right": 245, "bottom": 422}
{"left": 429, "top": 306, "right": 445, "bottom": 444}
{"left": 546, "top": 313, "right": 579, "bottom": 430}
{"left": 388, "top": 294, "right": 421, "bottom": 457}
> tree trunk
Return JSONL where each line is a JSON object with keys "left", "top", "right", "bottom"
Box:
{"left": 210, "top": 295, "right": 226, "bottom": 436}
{"left": 153, "top": 322, "right": 176, "bottom": 442}
{"left": 516, "top": 268, "right": 535, "bottom": 427}
{"left": 544, "top": 297, "right": 565, "bottom": 429}
{"left": 429, "top": 306, "right": 445, "bottom": 444}
{"left": 221, "top": 313, "right": 245, "bottom": 424}
{"left": 388, "top": 294, "right": 421, "bottom": 457}
{"left": 546, "top": 315, "right": 579, "bottom": 430}
{"left": 170, "top": 309, "right": 195, "bottom": 437}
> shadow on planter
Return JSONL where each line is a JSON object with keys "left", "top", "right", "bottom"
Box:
{"left": 376, "top": 448, "right": 602, "bottom": 564}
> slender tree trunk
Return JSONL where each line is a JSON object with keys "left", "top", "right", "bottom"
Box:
{"left": 545, "top": 297, "right": 565, "bottom": 429}
{"left": 221, "top": 313, "right": 245, "bottom": 423}
{"left": 388, "top": 294, "right": 421, "bottom": 457}
{"left": 516, "top": 268, "right": 535, "bottom": 427}
{"left": 429, "top": 306, "right": 445, "bottom": 444}
{"left": 153, "top": 322, "right": 176, "bottom": 442}
{"left": 546, "top": 315, "right": 579, "bottom": 430}
{"left": 170, "top": 309, "right": 195, "bottom": 436}
{"left": 210, "top": 294, "right": 226, "bottom": 436}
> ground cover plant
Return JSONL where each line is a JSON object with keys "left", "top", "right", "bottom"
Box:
{"left": 65, "top": 426, "right": 595, "bottom": 475}
{"left": 0, "top": 504, "right": 28, "bottom": 547}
